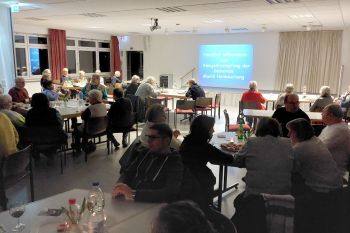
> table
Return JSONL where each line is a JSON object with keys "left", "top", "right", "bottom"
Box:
{"left": 243, "top": 109, "right": 322, "bottom": 121}
{"left": 210, "top": 132, "right": 240, "bottom": 212}
{"left": 0, "top": 189, "right": 161, "bottom": 233}
{"left": 262, "top": 93, "right": 318, "bottom": 110}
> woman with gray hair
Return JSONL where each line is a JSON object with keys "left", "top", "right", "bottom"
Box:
{"left": 135, "top": 76, "right": 158, "bottom": 102}
{"left": 286, "top": 118, "right": 342, "bottom": 196}
{"left": 309, "top": 86, "right": 333, "bottom": 112}
{"left": 81, "top": 74, "right": 107, "bottom": 100}
{"left": 125, "top": 75, "right": 140, "bottom": 96}
{"left": 0, "top": 94, "right": 25, "bottom": 127}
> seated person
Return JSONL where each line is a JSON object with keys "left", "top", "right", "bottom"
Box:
{"left": 319, "top": 104, "right": 350, "bottom": 179}
{"left": 135, "top": 76, "right": 158, "bottom": 102}
{"left": 0, "top": 112, "right": 18, "bottom": 157}
{"left": 112, "top": 123, "right": 183, "bottom": 203}
{"left": 0, "top": 94, "right": 25, "bottom": 128}
{"left": 40, "top": 69, "right": 52, "bottom": 87}
{"left": 179, "top": 115, "right": 233, "bottom": 208}
{"left": 8, "top": 77, "right": 30, "bottom": 103}
{"left": 42, "top": 80, "right": 59, "bottom": 101}
{"left": 81, "top": 74, "right": 107, "bottom": 100}
{"left": 336, "top": 85, "right": 350, "bottom": 115}
{"left": 78, "top": 70, "right": 86, "bottom": 82}
{"left": 309, "top": 86, "right": 333, "bottom": 112}
{"left": 73, "top": 90, "right": 107, "bottom": 152}
{"left": 275, "top": 83, "right": 294, "bottom": 109}
{"left": 125, "top": 75, "right": 140, "bottom": 96}
{"left": 185, "top": 79, "right": 205, "bottom": 100}
{"left": 140, "top": 104, "right": 181, "bottom": 150}
{"left": 111, "top": 71, "right": 122, "bottom": 87}
{"left": 286, "top": 118, "right": 342, "bottom": 196}
{"left": 272, "top": 93, "right": 310, "bottom": 137}
{"left": 61, "top": 67, "right": 72, "bottom": 83}
{"left": 241, "top": 81, "right": 266, "bottom": 110}
{"left": 232, "top": 117, "right": 293, "bottom": 196}
{"left": 107, "top": 88, "right": 133, "bottom": 148}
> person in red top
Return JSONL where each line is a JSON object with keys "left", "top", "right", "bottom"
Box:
{"left": 241, "top": 81, "right": 266, "bottom": 110}
{"left": 8, "top": 77, "right": 30, "bottom": 103}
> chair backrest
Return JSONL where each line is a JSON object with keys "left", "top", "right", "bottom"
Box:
{"left": 215, "top": 93, "right": 221, "bottom": 106}
{"left": 125, "top": 94, "right": 144, "bottom": 122}
{"left": 196, "top": 97, "right": 213, "bottom": 108}
{"left": 176, "top": 100, "right": 196, "bottom": 110}
{"left": 240, "top": 101, "right": 259, "bottom": 110}
{"left": 1, "top": 145, "right": 31, "bottom": 178}
{"left": 84, "top": 116, "right": 108, "bottom": 135}
{"left": 223, "top": 109, "right": 229, "bottom": 131}
{"left": 145, "top": 97, "right": 163, "bottom": 109}
{"left": 26, "top": 126, "right": 67, "bottom": 145}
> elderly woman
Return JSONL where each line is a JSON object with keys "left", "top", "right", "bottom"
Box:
{"left": 0, "top": 94, "right": 25, "bottom": 128}
{"left": 309, "top": 86, "right": 333, "bottom": 112}
{"left": 286, "top": 118, "right": 342, "bottom": 196}
{"left": 275, "top": 83, "right": 294, "bottom": 109}
{"left": 125, "top": 75, "right": 140, "bottom": 96}
{"left": 179, "top": 115, "right": 233, "bottom": 207}
{"left": 135, "top": 76, "right": 158, "bottom": 102}
{"left": 0, "top": 113, "right": 19, "bottom": 157}
{"left": 42, "top": 80, "right": 59, "bottom": 101}
{"left": 81, "top": 74, "right": 107, "bottom": 100}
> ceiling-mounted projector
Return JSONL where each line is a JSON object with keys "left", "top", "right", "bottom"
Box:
{"left": 150, "top": 18, "right": 161, "bottom": 32}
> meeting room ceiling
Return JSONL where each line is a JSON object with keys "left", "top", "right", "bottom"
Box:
{"left": 3, "top": 0, "right": 350, "bottom": 35}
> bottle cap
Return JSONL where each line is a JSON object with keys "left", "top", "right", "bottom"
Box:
{"left": 92, "top": 182, "right": 100, "bottom": 186}
{"left": 68, "top": 198, "right": 76, "bottom": 205}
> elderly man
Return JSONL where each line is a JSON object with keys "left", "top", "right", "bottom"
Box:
{"left": 111, "top": 71, "right": 122, "bottom": 87}
{"left": 61, "top": 68, "right": 72, "bottom": 83}
{"left": 112, "top": 123, "right": 183, "bottom": 203}
{"left": 272, "top": 93, "right": 310, "bottom": 137}
{"left": 8, "top": 77, "right": 30, "bottom": 103}
{"left": 319, "top": 104, "right": 350, "bottom": 178}
{"left": 135, "top": 76, "right": 158, "bottom": 102}
{"left": 81, "top": 74, "right": 107, "bottom": 100}
{"left": 125, "top": 75, "right": 140, "bottom": 96}
{"left": 185, "top": 79, "right": 205, "bottom": 100}
{"left": 241, "top": 81, "right": 266, "bottom": 110}
{"left": 0, "top": 95, "right": 25, "bottom": 128}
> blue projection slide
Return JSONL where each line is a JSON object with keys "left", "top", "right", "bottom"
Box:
{"left": 198, "top": 44, "right": 254, "bottom": 88}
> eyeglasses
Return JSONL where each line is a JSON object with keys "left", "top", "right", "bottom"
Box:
{"left": 146, "top": 135, "right": 163, "bottom": 140}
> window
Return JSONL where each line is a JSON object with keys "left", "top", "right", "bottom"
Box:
{"left": 79, "top": 51, "right": 96, "bottom": 73}
{"left": 99, "top": 51, "right": 110, "bottom": 72}
{"left": 99, "top": 42, "right": 110, "bottom": 48}
{"left": 67, "top": 50, "right": 77, "bottom": 73}
{"left": 29, "top": 48, "right": 49, "bottom": 75}
{"left": 29, "top": 36, "right": 47, "bottom": 45}
{"left": 15, "top": 48, "right": 27, "bottom": 76}
{"left": 15, "top": 35, "right": 25, "bottom": 43}
{"left": 66, "top": 39, "right": 75, "bottom": 46}
{"left": 78, "top": 40, "right": 96, "bottom": 47}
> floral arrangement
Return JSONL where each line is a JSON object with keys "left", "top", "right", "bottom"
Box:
{"left": 61, "top": 198, "right": 86, "bottom": 225}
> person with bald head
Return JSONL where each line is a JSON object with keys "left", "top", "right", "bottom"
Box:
{"left": 185, "top": 79, "right": 205, "bottom": 100}
{"left": 61, "top": 68, "right": 72, "bottom": 83}
{"left": 111, "top": 70, "right": 122, "bottom": 87}
{"left": 319, "top": 104, "right": 350, "bottom": 178}
{"left": 8, "top": 77, "right": 30, "bottom": 103}
{"left": 272, "top": 93, "right": 310, "bottom": 137}
{"left": 0, "top": 94, "right": 25, "bottom": 128}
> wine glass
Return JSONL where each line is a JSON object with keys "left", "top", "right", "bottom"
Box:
{"left": 9, "top": 202, "right": 25, "bottom": 232}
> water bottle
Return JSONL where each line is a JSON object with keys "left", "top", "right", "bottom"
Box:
{"left": 87, "top": 212, "right": 105, "bottom": 233}
{"left": 87, "top": 182, "right": 105, "bottom": 214}
{"left": 68, "top": 198, "right": 81, "bottom": 224}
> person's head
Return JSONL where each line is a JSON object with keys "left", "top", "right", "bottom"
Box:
{"left": 285, "top": 83, "right": 294, "bottom": 94}
{"left": 31, "top": 93, "right": 49, "bottom": 109}
{"left": 42, "top": 80, "right": 53, "bottom": 90}
{"left": 145, "top": 76, "right": 156, "bottom": 86}
{"left": 187, "top": 79, "right": 196, "bottom": 87}
{"left": 114, "top": 71, "right": 121, "bottom": 77}
{"left": 255, "top": 117, "right": 281, "bottom": 137}
{"left": 62, "top": 68, "right": 68, "bottom": 76}
{"left": 95, "top": 69, "right": 101, "bottom": 74}
{"left": 319, "top": 86, "right": 331, "bottom": 97}
{"left": 188, "top": 115, "right": 215, "bottom": 143}
{"left": 249, "top": 81, "right": 258, "bottom": 91}
{"left": 88, "top": 89, "right": 103, "bottom": 104}
{"left": 91, "top": 74, "right": 100, "bottom": 86}
{"left": 0, "top": 95, "right": 12, "bottom": 110}
{"left": 15, "top": 77, "right": 25, "bottom": 89}
{"left": 41, "top": 73, "right": 51, "bottom": 82}
{"left": 42, "top": 69, "right": 52, "bottom": 78}
{"left": 147, "top": 123, "right": 173, "bottom": 153}
{"left": 322, "top": 104, "right": 343, "bottom": 125}
{"left": 146, "top": 104, "right": 167, "bottom": 123}
{"left": 284, "top": 93, "right": 300, "bottom": 113}
{"left": 113, "top": 88, "right": 123, "bottom": 100}
{"left": 152, "top": 201, "right": 215, "bottom": 233}
{"left": 79, "top": 70, "right": 85, "bottom": 78}
{"left": 131, "top": 75, "right": 140, "bottom": 84}
{"left": 286, "top": 118, "right": 314, "bottom": 144}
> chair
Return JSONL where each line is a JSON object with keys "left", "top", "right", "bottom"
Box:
{"left": 195, "top": 97, "right": 213, "bottom": 116}
{"left": 174, "top": 100, "right": 196, "bottom": 128}
{"left": 125, "top": 94, "right": 145, "bottom": 122}
{"left": 211, "top": 93, "right": 221, "bottom": 119}
{"left": 0, "top": 145, "right": 34, "bottom": 210}
{"left": 145, "top": 97, "right": 170, "bottom": 123}
{"left": 223, "top": 109, "right": 250, "bottom": 132}
{"left": 239, "top": 101, "right": 259, "bottom": 127}
{"left": 26, "top": 126, "right": 68, "bottom": 174}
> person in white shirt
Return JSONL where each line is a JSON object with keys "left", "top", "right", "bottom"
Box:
{"left": 319, "top": 104, "right": 350, "bottom": 179}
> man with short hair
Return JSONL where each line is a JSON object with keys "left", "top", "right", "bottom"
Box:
{"left": 61, "top": 68, "right": 72, "bottom": 83}
{"left": 272, "top": 93, "right": 310, "bottom": 137}
{"left": 81, "top": 74, "right": 107, "bottom": 100}
{"left": 0, "top": 95, "right": 25, "bottom": 128}
{"left": 112, "top": 123, "right": 183, "bottom": 203}
{"left": 185, "top": 79, "right": 205, "bottom": 100}
{"left": 241, "top": 80, "right": 266, "bottom": 110}
{"left": 111, "top": 71, "right": 122, "bottom": 87}
{"left": 8, "top": 77, "right": 29, "bottom": 103}
{"left": 319, "top": 104, "right": 350, "bottom": 178}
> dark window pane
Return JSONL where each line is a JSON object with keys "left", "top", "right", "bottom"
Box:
{"left": 15, "top": 35, "right": 25, "bottom": 43}
{"left": 67, "top": 50, "right": 76, "bottom": 73}
{"left": 66, "top": 39, "right": 75, "bottom": 46}
{"left": 99, "top": 42, "right": 110, "bottom": 48}
{"left": 15, "top": 48, "right": 27, "bottom": 76}
{"left": 29, "top": 36, "right": 47, "bottom": 44}
{"left": 79, "top": 51, "right": 96, "bottom": 73}
{"left": 78, "top": 40, "right": 96, "bottom": 47}
{"left": 29, "top": 48, "right": 49, "bottom": 75}
{"left": 99, "top": 52, "right": 110, "bottom": 72}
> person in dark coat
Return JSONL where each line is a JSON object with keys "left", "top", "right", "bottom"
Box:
{"left": 125, "top": 75, "right": 140, "bottom": 96}
{"left": 185, "top": 79, "right": 205, "bottom": 100}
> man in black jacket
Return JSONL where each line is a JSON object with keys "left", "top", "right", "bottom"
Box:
{"left": 185, "top": 79, "right": 205, "bottom": 100}
{"left": 112, "top": 123, "right": 183, "bottom": 203}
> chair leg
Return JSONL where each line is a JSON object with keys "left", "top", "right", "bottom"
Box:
{"left": 107, "top": 138, "right": 110, "bottom": 155}
{"left": 218, "top": 105, "right": 221, "bottom": 119}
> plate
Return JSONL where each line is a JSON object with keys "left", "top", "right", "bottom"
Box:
{"left": 220, "top": 142, "right": 242, "bottom": 152}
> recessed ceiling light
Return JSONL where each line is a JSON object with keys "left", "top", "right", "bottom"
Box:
{"left": 203, "top": 19, "right": 223, "bottom": 24}
{"left": 289, "top": 14, "right": 313, "bottom": 19}
{"left": 88, "top": 26, "right": 103, "bottom": 29}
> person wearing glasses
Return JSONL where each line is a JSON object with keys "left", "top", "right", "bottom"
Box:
{"left": 272, "top": 93, "right": 310, "bottom": 137}
{"left": 112, "top": 123, "right": 183, "bottom": 203}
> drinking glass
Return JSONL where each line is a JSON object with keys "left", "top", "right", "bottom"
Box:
{"left": 9, "top": 202, "right": 25, "bottom": 232}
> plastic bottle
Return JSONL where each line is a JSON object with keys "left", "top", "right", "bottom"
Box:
{"left": 68, "top": 198, "right": 81, "bottom": 224}
{"left": 87, "top": 182, "right": 105, "bottom": 214}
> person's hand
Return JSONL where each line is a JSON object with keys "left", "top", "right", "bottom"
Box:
{"left": 173, "top": 130, "right": 180, "bottom": 138}
{"left": 112, "top": 183, "right": 134, "bottom": 201}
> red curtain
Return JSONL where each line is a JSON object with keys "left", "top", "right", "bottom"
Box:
{"left": 111, "top": 36, "right": 122, "bottom": 80}
{"left": 48, "top": 29, "right": 67, "bottom": 81}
